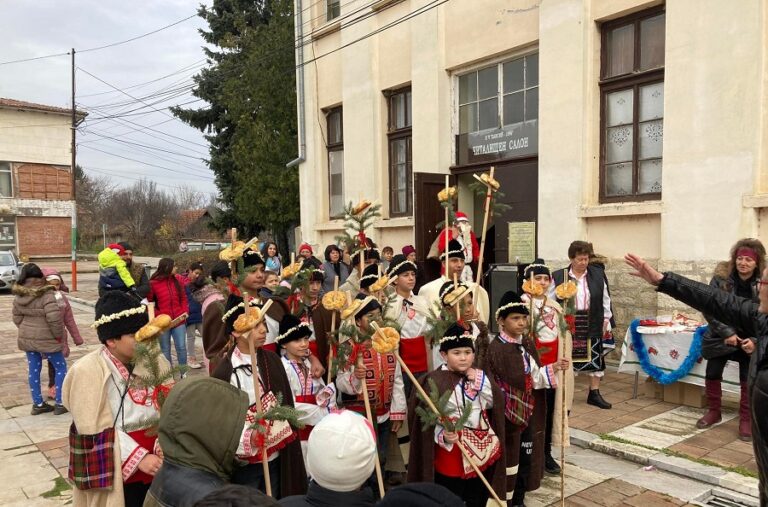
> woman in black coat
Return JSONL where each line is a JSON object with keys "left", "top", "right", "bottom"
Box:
{"left": 698, "top": 239, "right": 764, "bottom": 441}
{"left": 625, "top": 253, "right": 768, "bottom": 506}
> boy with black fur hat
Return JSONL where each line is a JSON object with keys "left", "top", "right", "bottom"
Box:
{"left": 418, "top": 238, "right": 491, "bottom": 324}
{"left": 521, "top": 260, "right": 574, "bottom": 475}
{"left": 276, "top": 313, "right": 336, "bottom": 466}
{"left": 437, "top": 279, "right": 490, "bottom": 369}
{"left": 479, "top": 291, "right": 569, "bottom": 507}
{"left": 385, "top": 254, "right": 431, "bottom": 394}
{"left": 358, "top": 262, "right": 381, "bottom": 296}
{"left": 281, "top": 265, "right": 334, "bottom": 373}
{"left": 211, "top": 296, "right": 308, "bottom": 498}
{"left": 339, "top": 246, "right": 380, "bottom": 293}
{"left": 63, "top": 291, "right": 170, "bottom": 507}
{"left": 407, "top": 322, "right": 506, "bottom": 507}
{"left": 336, "top": 294, "right": 406, "bottom": 471}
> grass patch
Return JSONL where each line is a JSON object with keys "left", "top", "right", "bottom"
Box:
{"left": 41, "top": 477, "right": 72, "bottom": 498}
{"left": 596, "top": 433, "right": 758, "bottom": 479}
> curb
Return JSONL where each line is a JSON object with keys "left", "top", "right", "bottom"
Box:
{"left": 569, "top": 428, "right": 760, "bottom": 501}
{"left": 68, "top": 296, "right": 96, "bottom": 308}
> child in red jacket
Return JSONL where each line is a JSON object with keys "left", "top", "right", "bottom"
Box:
{"left": 148, "top": 258, "right": 189, "bottom": 368}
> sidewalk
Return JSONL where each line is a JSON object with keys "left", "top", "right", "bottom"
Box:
{"left": 566, "top": 370, "right": 760, "bottom": 499}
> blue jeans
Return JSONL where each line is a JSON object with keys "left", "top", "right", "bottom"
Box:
{"left": 27, "top": 351, "right": 66, "bottom": 405}
{"left": 160, "top": 324, "right": 187, "bottom": 367}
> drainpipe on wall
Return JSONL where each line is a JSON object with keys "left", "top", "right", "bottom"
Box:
{"left": 287, "top": 0, "right": 306, "bottom": 169}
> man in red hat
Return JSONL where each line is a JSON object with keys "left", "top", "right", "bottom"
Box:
{"left": 433, "top": 212, "right": 480, "bottom": 283}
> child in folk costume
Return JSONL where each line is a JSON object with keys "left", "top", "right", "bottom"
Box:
{"left": 336, "top": 294, "right": 407, "bottom": 471}
{"left": 384, "top": 254, "right": 432, "bottom": 395}
{"left": 408, "top": 323, "right": 506, "bottom": 507}
{"left": 521, "top": 261, "right": 575, "bottom": 475}
{"left": 283, "top": 266, "right": 335, "bottom": 373}
{"left": 276, "top": 313, "right": 336, "bottom": 467}
{"left": 479, "top": 291, "right": 570, "bottom": 507}
{"left": 438, "top": 280, "right": 490, "bottom": 368}
{"left": 211, "top": 296, "right": 307, "bottom": 498}
{"left": 63, "top": 291, "right": 169, "bottom": 507}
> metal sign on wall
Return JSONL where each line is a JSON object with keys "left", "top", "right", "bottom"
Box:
{"left": 456, "top": 120, "right": 538, "bottom": 166}
{"left": 508, "top": 221, "right": 536, "bottom": 264}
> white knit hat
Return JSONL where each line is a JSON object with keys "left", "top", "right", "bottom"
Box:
{"left": 306, "top": 410, "right": 377, "bottom": 492}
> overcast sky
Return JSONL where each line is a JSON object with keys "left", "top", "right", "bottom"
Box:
{"left": 0, "top": 1, "right": 218, "bottom": 196}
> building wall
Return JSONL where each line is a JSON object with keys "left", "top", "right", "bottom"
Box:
{"left": 296, "top": 0, "right": 768, "bottom": 344}
{"left": 0, "top": 108, "right": 74, "bottom": 257}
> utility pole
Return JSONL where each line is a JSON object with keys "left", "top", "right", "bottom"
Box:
{"left": 70, "top": 48, "right": 78, "bottom": 291}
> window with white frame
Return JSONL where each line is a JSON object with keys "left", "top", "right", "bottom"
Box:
{"left": 0, "top": 163, "right": 10, "bottom": 198}
{"left": 458, "top": 54, "right": 539, "bottom": 135}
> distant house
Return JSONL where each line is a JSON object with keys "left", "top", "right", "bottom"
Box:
{"left": 178, "top": 207, "right": 219, "bottom": 240}
{"left": 0, "top": 98, "right": 85, "bottom": 259}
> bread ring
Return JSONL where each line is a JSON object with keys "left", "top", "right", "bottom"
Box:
{"left": 522, "top": 279, "right": 545, "bottom": 297}
{"left": 322, "top": 291, "right": 347, "bottom": 311}
{"left": 437, "top": 186, "right": 457, "bottom": 203}
{"left": 369, "top": 276, "right": 390, "bottom": 293}
{"left": 372, "top": 327, "right": 400, "bottom": 353}
{"left": 352, "top": 200, "right": 372, "bottom": 215}
{"left": 480, "top": 172, "right": 500, "bottom": 191}
{"left": 555, "top": 280, "right": 578, "bottom": 300}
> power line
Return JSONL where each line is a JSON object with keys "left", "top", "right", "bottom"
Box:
{"left": 0, "top": 13, "right": 198, "bottom": 66}
{"left": 79, "top": 130, "right": 208, "bottom": 161}
{"left": 83, "top": 165, "right": 215, "bottom": 191}
{"left": 79, "top": 144, "right": 214, "bottom": 181}
{"left": 77, "top": 59, "right": 207, "bottom": 99}
{"left": 79, "top": 14, "right": 198, "bottom": 53}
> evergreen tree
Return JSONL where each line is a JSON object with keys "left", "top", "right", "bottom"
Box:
{"left": 173, "top": 0, "right": 299, "bottom": 250}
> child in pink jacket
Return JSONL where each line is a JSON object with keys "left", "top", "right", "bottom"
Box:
{"left": 43, "top": 269, "right": 83, "bottom": 400}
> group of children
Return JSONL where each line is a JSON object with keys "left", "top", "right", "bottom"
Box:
{"left": 53, "top": 236, "right": 576, "bottom": 507}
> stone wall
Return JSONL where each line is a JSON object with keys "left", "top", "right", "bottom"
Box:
{"left": 548, "top": 257, "right": 720, "bottom": 363}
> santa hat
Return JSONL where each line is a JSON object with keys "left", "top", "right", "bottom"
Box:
{"left": 454, "top": 211, "right": 469, "bottom": 223}
{"left": 108, "top": 243, "right": 125, "bottom": 256}
{"left": 495, "top": 290, "right": 529, "bottom": 320}
{"left": 438, "top": 322, "right": 475, "bottom": 352}
{"left": 306, "top": 410, "right": 377, "bottom": 492}
{"left": 93, "top": 291, "right": 148, "bottom": 343}
{"left": 387, "top": 254, "right": 417, "bottom": 278}
{"left": 299, "top": 243, "right": 313, "bottom": 255}
{"left": 276, "top": 313, "right": 312, "bottom": 345}
{"left": 440, "top": 238, "right": 465, "bottom": 261}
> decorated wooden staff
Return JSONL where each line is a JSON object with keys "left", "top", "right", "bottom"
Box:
{"left": 369, "top": 322, "right": 504, "bottom": 506}
{"left": 554, "top": 272, "right": 578, "bottom": 506}
{"left": 473, "top": 166, "right": 498, "bottom": 287}
{"left": 321, "top": 276, "right": 343, "bottom": 384}
{"left": 453, "top": 273, "right": 461, "bottom": 320}
{"left": 443, "top": 175, "right": 450, "bottom": 278}
{"left": 242, "top": 295, "right": 275, "bottom": 496}
{"left": 357, "top": 340, "right": 386, "bottom": 498}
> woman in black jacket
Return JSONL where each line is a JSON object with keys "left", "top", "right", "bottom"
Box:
{"left": 625, "top": 253, "right": 768, "bottom": 506}
{"left": 698, "top": 239, "right": 764, "bottom": 440}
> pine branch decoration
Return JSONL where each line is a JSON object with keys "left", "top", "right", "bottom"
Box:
{"left": 130, "top": 341, "right": 186, "bottom": 411}
{"left": 414, "top": 378, "right": 473, "bottom": 432}
{"left": 334, "top": 201, "right": 382, "bottom": 254}
{"left": 424, "top": 300, "right": 458, "bottom": 347}
{"left": 468, "top": 180, "right": 512, "bottom": 217}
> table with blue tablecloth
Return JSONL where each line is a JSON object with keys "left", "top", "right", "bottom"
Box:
{"left": 618, "top": 325, "right": 741, "bottom": 403}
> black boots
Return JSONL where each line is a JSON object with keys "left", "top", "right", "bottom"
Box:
{"left": 545, "top": 453, "right": 561, "bottom": 474}
{"left": 587, "top": 389, "right": 612, "bottom": 409}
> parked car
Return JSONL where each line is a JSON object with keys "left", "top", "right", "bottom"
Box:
{"left": 0, "top": 251, "right": 22, "bottom": 290}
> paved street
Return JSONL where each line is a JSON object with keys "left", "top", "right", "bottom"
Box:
{"left": 0, "top": 274, "right": 760, "bottom": 505}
